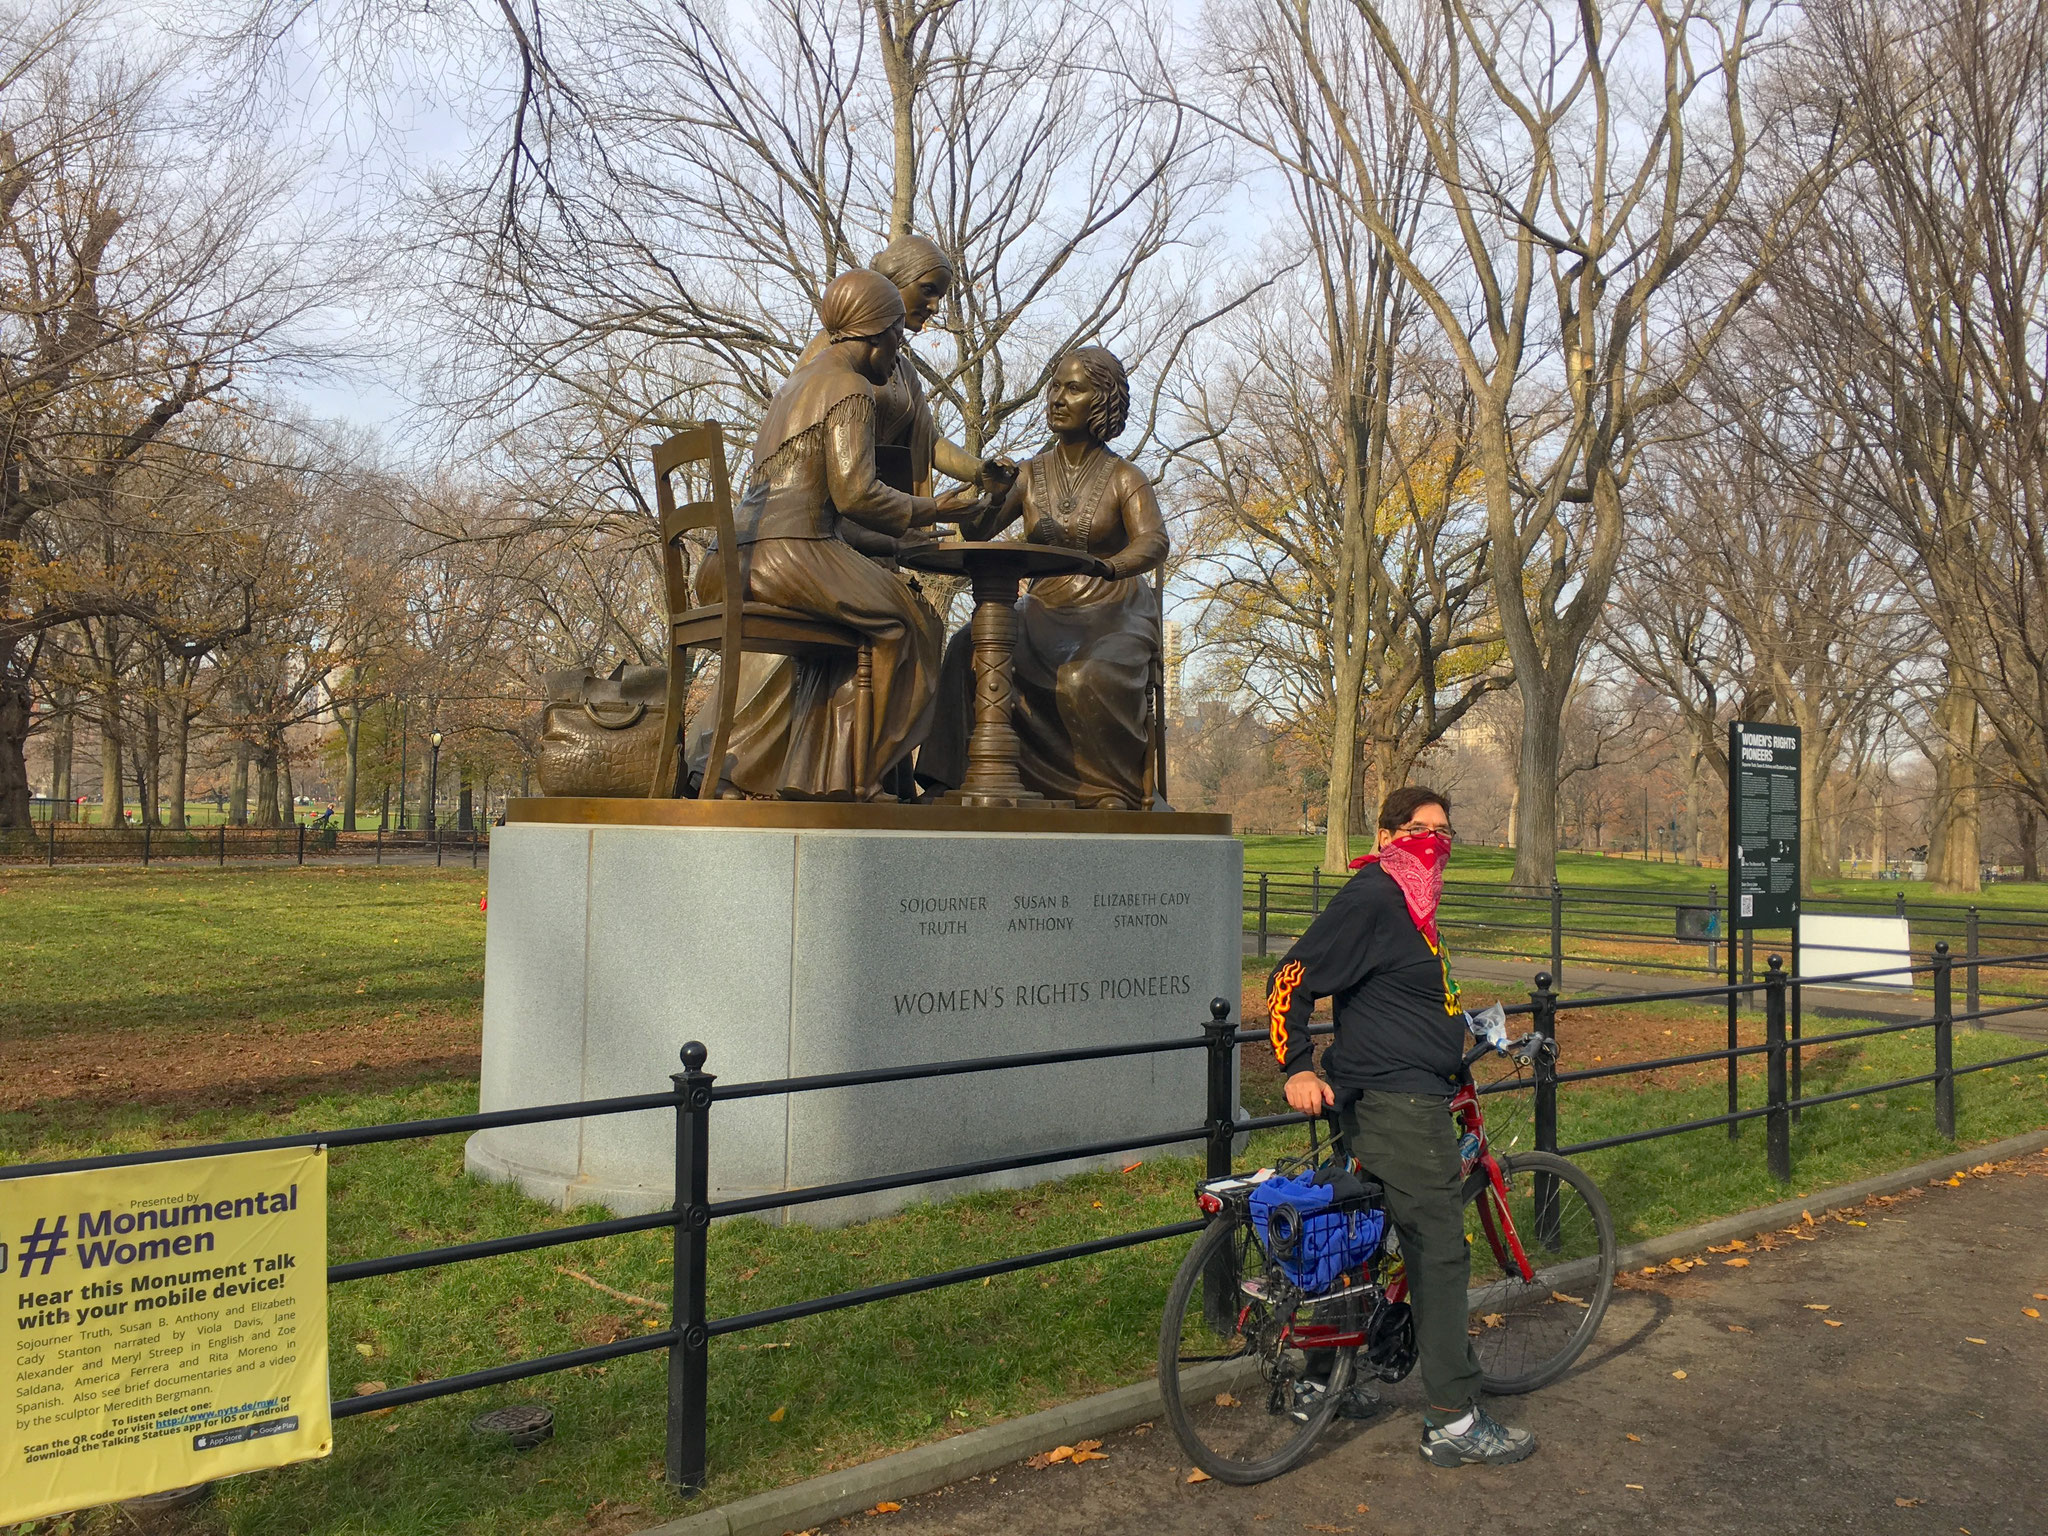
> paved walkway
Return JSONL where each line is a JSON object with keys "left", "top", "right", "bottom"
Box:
{"left": 873, "top": 1150, "right": 2048, "bottom": 1534}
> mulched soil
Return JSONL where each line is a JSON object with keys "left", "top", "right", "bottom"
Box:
{"left": 1, "top": 1011, "right": 480, "bottom": 1115}
{"left": 1236, "top": 978, "right": 1775, "bottom": 1114}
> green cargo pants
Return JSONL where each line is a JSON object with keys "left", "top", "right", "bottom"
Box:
{"left": 1338, "top": 1088, "right": 1482, "bottom": 1426}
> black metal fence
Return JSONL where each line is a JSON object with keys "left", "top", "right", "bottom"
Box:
{"left": 0, "top": 821, "right": 492, "bottom": 868}
{"left": 6, "top": 944, "right": 2048, "bottom": 1498}
{"left": 1244, "top": 872, "right": 2048, "bottom": 1002}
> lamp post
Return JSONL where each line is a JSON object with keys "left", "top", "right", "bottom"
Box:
{"left": 427, "top": 731, "right": 444, "bottom": 847}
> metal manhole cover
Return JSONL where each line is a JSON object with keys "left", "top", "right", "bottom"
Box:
{"left": 470, "top": 1402, "right": 555, "bottom": 1449}
{"left": 123, "top": 1482, "right": 214, "bottom": 1511}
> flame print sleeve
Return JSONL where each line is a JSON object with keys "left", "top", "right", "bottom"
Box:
{"left": 1267, "top": 958, "right": 1311, "bottom": 1073}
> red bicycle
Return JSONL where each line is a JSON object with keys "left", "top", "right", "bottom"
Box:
{"left": 1158, "top": 1029, "right": 1616, "bottom": 1483}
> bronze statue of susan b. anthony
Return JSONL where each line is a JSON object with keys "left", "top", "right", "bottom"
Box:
{"left": 918, "top": 346, "right": 1168, "bottom": 809}
{"left": 685, "top": 270, "right": 981, "bottom": 799}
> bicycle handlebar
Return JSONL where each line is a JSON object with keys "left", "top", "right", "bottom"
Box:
{"left": 1461, "top": 1031, "right": 1553, "bottom": 1071}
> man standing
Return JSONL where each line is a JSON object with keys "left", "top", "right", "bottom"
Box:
{"left": 1265, "top": 785, "right": 1536, "bottom": 1467}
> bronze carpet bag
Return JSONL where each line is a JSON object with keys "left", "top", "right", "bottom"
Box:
{"left": 535, "top": 663, "right": 668, "bottom": 797}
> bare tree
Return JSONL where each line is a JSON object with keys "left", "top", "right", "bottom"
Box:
{"left": 1767, "top": 0, "right": 2047, "bottom": 892}
{"left": 0, "top": 19, "right": 335, "bottom": 826}
{"left": 1211, "top": 0, "right": 1838, "bottom": 885}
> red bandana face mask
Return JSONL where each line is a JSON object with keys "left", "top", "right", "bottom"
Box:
{"left": 1350, "top": 830, "right": 1452, "bottom": 945}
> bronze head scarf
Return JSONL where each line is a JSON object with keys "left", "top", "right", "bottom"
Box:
{"left": 871, "top": 234, "right": 954, "bottom": 290}
{"left": 820, "top": 270, "right": 906, "bottom": 342}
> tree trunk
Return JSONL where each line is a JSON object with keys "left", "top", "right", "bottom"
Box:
{"left": 2020, "top": 806, "right": 2039, "bottom": 883}
{"left": 458, "top": 780, "right": 474, "bottom": 831}
{"left": 167, "top": 703, "right": 189, "bottom": 831}
{"left": 281, "top": 737, "right": 296, "bottom": 824}
{"left": 52, "top": 703, "right": 72, "bottom": 819}
{"left": 1684, "top": 749, "right": 1704, "bottom": 865}
{"left": 1323, "top": 655, "right": 1365, "bottom": 873}
{"left": 378, "top": 783, "right": 390, "bottom": 832}
{"left": 1508, "top": 677, "right": 1564, "bottom": 889}
{"left": 0, "top": 660, "right": 30, "bottom": 829}
{"left": 1927, "top": 680, "right": 1981, "bottom": 894}
{"left": 137, "top": 685, "right": 162, "bottom": 827}
{"left": 231, "top": 740, "right": 249, "bottom": 826}
{"left": 99, "top": 694, "right": 124, "bottom": 827}
{"left": 871, "top": 1, "right": 917, "bottom": 240}
{"left": 343, "top": 699, "right": 361, "bottom": 832}
{"left": 254, "top": 742, "right": 280, "bottom": 829}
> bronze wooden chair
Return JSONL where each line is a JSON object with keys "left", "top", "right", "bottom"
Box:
{"left": 648, "top": 425, "right": 874, "bottom": 799}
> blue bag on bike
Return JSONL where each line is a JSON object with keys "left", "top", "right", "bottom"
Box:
{"left": 1248, "top": 1168, "right": 1386, "bottom": 1294}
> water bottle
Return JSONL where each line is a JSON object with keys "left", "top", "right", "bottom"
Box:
{"left": 1457, "top": 1131, "right": 1481, "bottom": 1172}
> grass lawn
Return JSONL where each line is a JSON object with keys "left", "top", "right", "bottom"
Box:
{"left": 1, "top": 866, "right": 487, "bottom": 1045}
{"left": 6, "top": 867, "right": 2048, "bottom": 1535}
{"left": 1239, "top": 835, "right": 2048, "bottom": 912}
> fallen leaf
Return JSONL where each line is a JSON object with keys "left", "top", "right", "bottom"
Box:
{"left": 1728, "top": 1324, "right": 1751, "bottom": 1333}
{"left": 1025, "top": 1452, "right": 1056, "bottom": 1470}
{"left": 1802, "top": 1210, "right": 1814, "bottom": 1226}
{"left": 1046, "top": 1445, "right": 1075, "bottom": 1463}
{"left": 1121, "top": 1162, "right": 1144, "bottom": 1174}
{"left": 1070, "top": 1450, "right": 1109, "bottom": 1464}
{"left": 769, "top": 1405, "right": 787, "bottom": 1422}
{"left": 869, "top": 1501, "right": 902, "bottom": 1514}
{"left": 1639, "top": 1266, "right": 1660, "bottom": 1276}
{"left": 2035, "top": 1294, "right": 2047, "bottom": 1301}
{"left": 1551, "top": 1290, "right": 1587, "bottom": 1306}
{"left": 2024, "top": 1308, "right": 2041, "bottom": 1319}
{"left": 1848, "top": 1220, "right": 1868, "bottom": 1227}
{"left": 1723, "top": 1258, "right": 1750, "bottom": 1268}
{"left": 1625, "top": 1433, "right": 1641, "bottom": 1442}
{"left": 1075, "top": 1439, "right": 1102, "bottom": 1453}
{"left": 1481, "top": 1312, "right": 1506, "bottom": 1328}
{"left": 1896, "top": 1497, "right": 1923, "bottom": 1507}
{"left": 1186, "top": 1468, "right": 1212, "bottom": 1484}
{"left": 354, "top": 1342, "right": 375, "bottom": 1357}
{"left": 1966, "top": 1337, "right": 1988, "bottom": 1345}
{"left": 1214, "top": 1392, "right": 1240, "bottom": 1408}
{"left": 1355, "top": 1505, "right": 1370, "bottom": 1514}
{"left": 1091, "top": 1200, "right": 1103, "bottom": 1209}
{"left": 1707, "top": 1240, "right": 1750, "bottom": 1253}
{"left": 1804, "top": 1304, "right": 1831, "bottom": 1312}
{"left": 353, "top": 1381, "right": 387, "bottom": 1396}
{"left": 1824, "top": 1319, "right": 1844, "bottom": 1328}
{"left": 1625, "top": 1483, "right": 1645, "bottom": 1490}
{"left": 1671, "top": 1370, "right": 1688, "bottom": 1380}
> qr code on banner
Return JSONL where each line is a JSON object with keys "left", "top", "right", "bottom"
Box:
{"left": 1741, "top": 895, "right": 1754, "bottom": 917}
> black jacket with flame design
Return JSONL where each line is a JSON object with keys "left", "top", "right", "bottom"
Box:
{"left": 1265, "top": 864, "right": 1465, "bottom": 1097}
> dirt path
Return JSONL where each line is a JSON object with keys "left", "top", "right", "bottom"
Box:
{"left": 869, "top": 1152, "right": 2048, "bottom": 1535}
{"left": 0, "top": 1012, "right": 479, "bottom": 1115}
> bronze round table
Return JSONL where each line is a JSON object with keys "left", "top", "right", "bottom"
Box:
{"left": 898, "top": 539, "right": 1110, "bottom": 808}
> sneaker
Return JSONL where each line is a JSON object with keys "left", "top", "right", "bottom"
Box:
{"left": 1285, "top": 1379, "right": 1327, "bottom": 1422}
{"left": 1420, "top": 1406, "right": 1536, "bottom": 1466}
{"left": 1334, "top": 1382, "right": 1383, "bottom": 1421}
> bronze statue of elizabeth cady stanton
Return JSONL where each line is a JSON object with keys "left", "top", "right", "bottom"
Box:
{"left": 919, "top": 346, "right": 1168, "bottom": 809}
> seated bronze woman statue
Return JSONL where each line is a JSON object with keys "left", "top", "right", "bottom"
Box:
{"left": 918, "top": 346, "right": 1169, "bottom": 809}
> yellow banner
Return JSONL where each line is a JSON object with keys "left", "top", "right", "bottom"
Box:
{"left": 2, "top": 1146, "right": 330, "bottom": 1521}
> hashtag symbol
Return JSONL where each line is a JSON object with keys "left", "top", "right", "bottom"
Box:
{"left": 18, "top": 1216, "right": 69, "bottom": 1277}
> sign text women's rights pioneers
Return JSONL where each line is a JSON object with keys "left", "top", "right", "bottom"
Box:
{"left": 2, "top": 1146, "right": 329, "bottom": 1521}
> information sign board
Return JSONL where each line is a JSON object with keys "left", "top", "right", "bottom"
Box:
{"left": 2, "top": 1146, "right": 329, "bottom": 1522}
{"left": 1727, "top": 721, "right": 1801, "bottom": 929}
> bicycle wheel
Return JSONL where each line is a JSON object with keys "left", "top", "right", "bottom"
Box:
{"left": 1158, "top": 1217, "right": 1357, "bottom": 1484}
{"left": 1463, "top": 1150, "right": 1614, "bottom": 1394}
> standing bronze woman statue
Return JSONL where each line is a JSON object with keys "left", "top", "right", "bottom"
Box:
{"left": 685, "top": 269, "right": 980, "bottom": 798}
{"left": 918, "top": 346, "right": 1169, "bottom": 809}
{"left": 796, "top": 234, "right": 1012, "bottom": 499}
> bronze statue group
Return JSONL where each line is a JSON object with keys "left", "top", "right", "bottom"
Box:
{"left": 684, "top": 236, "right": 1168, "bottom": 810}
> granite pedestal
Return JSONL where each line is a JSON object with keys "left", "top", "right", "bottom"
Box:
{"left": 466, "top": 802, "right": 1242, "bottom": 1225}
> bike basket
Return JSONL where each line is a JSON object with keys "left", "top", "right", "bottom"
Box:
{"left": 1248, "top": 1172, "right": 1386, "bottom": 1294}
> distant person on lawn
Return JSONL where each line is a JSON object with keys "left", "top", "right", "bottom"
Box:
{"left": 1265, "top": 785, "right": 1537, "bottom": 1468}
